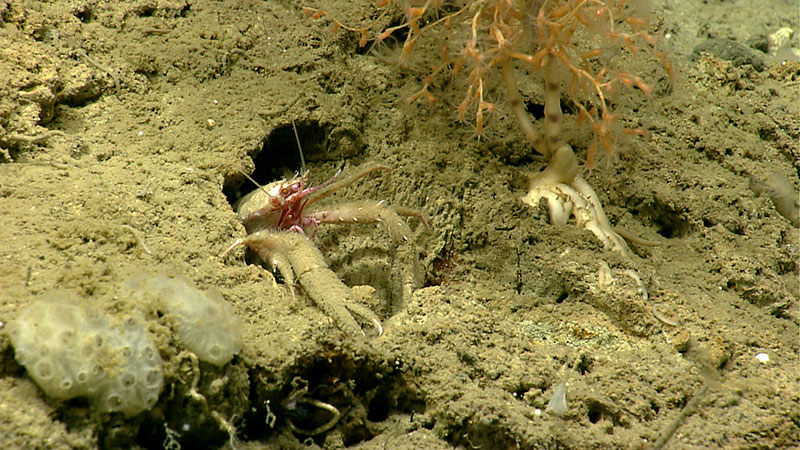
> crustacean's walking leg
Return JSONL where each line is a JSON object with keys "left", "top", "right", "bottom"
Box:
{"left": 224, "top": 231, "right": 382, "bottom": 336}
{"left": 304, "top": 163, "right": 392, "bottom": 206}
{"left": 308, "top": 200, "right": 429, "bottom": 242}
{"left": 308, "top": 200, "right": 429, "bottom": 309}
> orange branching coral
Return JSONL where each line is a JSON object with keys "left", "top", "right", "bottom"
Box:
{"left": 306, "top": 0, "right": 671, "bottom": 165}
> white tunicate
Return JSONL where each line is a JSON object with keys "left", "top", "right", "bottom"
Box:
{"left": 546, "top": 360, "right": 574, "bottom": 417}
{"left": 545, "top": 380, "right": 569, "bottom": 416}
{"left": 5, "top": 291, "right": 164, "bottom": 416}
{"left": 124, "top": 273, "right": 242, "bottom": 366}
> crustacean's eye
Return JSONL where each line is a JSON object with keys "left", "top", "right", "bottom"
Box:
{"left": 280, "top": 187, "right": 290, "bottom": 196}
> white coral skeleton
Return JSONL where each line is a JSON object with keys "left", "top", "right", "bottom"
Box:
{"left": 521, "top": 145, "right": 630, "bottom": 255}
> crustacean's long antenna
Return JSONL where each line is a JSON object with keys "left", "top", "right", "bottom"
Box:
{"left": 292, "top": 120, "right": 306, "bottom": 174}
{"left": 239, "top": 169, "right": 269, "bottom": 197}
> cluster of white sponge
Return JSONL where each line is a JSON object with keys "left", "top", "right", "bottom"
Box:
{"left": 6, "top": 273, "right": 243, "bottom": 416}
{"left": 123, "top": 273, "right": 243, "bottom": 367}
{"left": 6, "top": 291, "right": 164, "bottom": 416}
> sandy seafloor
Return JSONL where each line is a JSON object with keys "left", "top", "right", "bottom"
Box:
{"left": 0, "top": 0, "right": 798, "bottom": 449}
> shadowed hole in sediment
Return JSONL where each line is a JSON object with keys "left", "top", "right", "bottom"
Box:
{"left": 238, "top": 341, "right": 426, "bottom": 447}
{"left": 632, "top": 198, "right": 692, "bottom": 239}
{"left": 222, "top": 121, "right": 330, "bottom": 208}
{"left": 584, "top": 395, "right": 628, "bottom": 430}
{"left": 525, "top": 100, "right": 545, "bottom": 120}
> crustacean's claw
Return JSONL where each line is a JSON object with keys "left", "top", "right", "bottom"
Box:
{"left": 221, "top": 238, "right": 246, "bottom": 258}
{"left": 227, "top": 230, "right": 382, "bottom": 336}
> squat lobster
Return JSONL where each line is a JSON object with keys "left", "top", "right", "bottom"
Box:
{"left": 235, "top": 163, "right": 427, "bottom": 239}
{"left": 224, "top": 162, "right": 428, "bottom": 336}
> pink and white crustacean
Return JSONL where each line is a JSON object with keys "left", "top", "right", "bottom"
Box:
{"left": 224, "top": 162, "right": 428, "bottom": 336}
{"left": 234, "top": 170, "right": 324, "bottom": 236}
